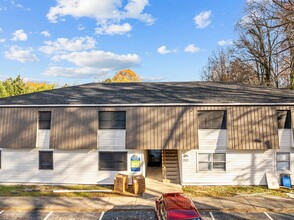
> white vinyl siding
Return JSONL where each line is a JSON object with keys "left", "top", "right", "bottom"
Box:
{"left": 0, "top": 149, "right": 144, "bottom": 185}
{"left": 198, "top": 129, "right": 227, "bottom": 150}
{"left": 180, "top": 147, "right": 294, "bottom": 185}
{"left": 98, "top": 130, "right": 126, "bottom": 150}
{"left": 37, "top": 130, "right": 50, "bottom": 149}
{"left": 278, "top": 129, "right": 292, "bottom": 148}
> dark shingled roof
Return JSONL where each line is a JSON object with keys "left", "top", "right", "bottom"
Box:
{"left": 0, "top": 81, "right": 294, "bottom": 105}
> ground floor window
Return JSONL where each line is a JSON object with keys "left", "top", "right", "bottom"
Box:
{"left": 39, "top": 151, "right": 53, "bottom": 170}
{"left": 276, "top": 152, "right": 290, "bottom": 171}
{"left": 99, "top": 152, "right": 127, "bottom": 171}
{"left": 198, "top": 153, "right": 226, "bottom": 171}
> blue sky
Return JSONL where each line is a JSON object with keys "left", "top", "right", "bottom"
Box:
{"left": 0, "top": 0, "right": 246, "bottom": 85}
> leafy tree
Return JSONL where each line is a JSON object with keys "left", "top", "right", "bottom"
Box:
{"left": 0, "top": 75, "right": 56, "bottom": 98}
{"left": 105, "top": 69, "right": 141, "bottom": 83}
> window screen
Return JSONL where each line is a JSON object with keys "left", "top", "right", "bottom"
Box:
{"left": 276, "top": 152, "right": 290, "bottom": 171}
{"left": 99, "top": 111, "right": 126, "bottom": 129}
{"left": 277, "top": 110, "right": 291, "bottom": 129}
{"left": 99, "top": 152, "right": 127, "bottom": 171}
{"left": 198, "top": 111, "right": 227, "bottom": 129}
{"left": 39, "top": 151, "right": 53, "bottom": 170}
{"left": 39, "top": 111, "right": 51, "bottom": 129}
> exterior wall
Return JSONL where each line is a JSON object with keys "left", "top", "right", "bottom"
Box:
{"left": 0, "top": 148, "right": 144, "bottom": 184}
{"left": 98, "top": 130, "right": 126, "bottom": 150}
{"left": 278, "top": 129, "right": 292, "bottom": 147}
{"left": 198, "top": 129, "right": 227, "bottom": 150}
{"left": 181, "top": 126, "right": 294, "bottom": 186}
{"left": 126, "top": 107, "right": 198, "bottom": 150}
{"left": 50, "top": 107, "right": 98, "bottom": 149}
{"left": 37, "top": 130, "right": 50, "bottom": 149}
{"left": 228, "top": 106, "right": 279, "bottom": 150}
{"left": 0, "top": 108, "right": 38, "bottom": 148}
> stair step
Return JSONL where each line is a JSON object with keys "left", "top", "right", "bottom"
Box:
{"left": 164, "top": 156, "right": 178, "bottom": 160}
{"left": 165, "top": 163, "right": 178, "bottom": 169}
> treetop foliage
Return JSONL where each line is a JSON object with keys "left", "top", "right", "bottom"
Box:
{"left": 104, "top": 69, "right": 141, "bottom": 83}
{"left": 0, "top": 75, "right": 56, "bottom": 98}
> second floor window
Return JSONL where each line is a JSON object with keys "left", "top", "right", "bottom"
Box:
{"left": 198, "top": 110, "right": 227, "bottom": 129}
{"left": 39, "top": 111, "right": 51, "bottom": 129}
{"left": 277, "top": 110, "right": 291, "bottom": 129}
{"left": 99, "top": 111, "right": 126, "bottom": 129}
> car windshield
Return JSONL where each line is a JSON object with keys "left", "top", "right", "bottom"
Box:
{"left": 168, "top": 210, "right": 200, "bottom": 220}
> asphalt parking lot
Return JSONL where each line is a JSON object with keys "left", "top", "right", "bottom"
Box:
{"left": 0, "top": 210, "right": 294, "bottom": 220}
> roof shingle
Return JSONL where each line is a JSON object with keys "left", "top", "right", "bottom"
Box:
{"left": 0, "top": 81, "right": 294, "bottom": 105}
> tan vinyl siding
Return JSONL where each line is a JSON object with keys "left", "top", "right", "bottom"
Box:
{"left": 50, "top": 107, "right": 98, "bottom": 149}
{"left": 126, "top": 107, "right": 198, "bottom": 150}
{"left": 0, "top": 108, "right": 37, "bottom": 148}
{"left": 228, "top": 106, "right": 279, "bottom": 150}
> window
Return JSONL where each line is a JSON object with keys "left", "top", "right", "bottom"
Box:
{"left": 99, "top": 152, "right": 127, "bottom": 171}
{"left": 277, "top": 110, "right": 291, "bottom": 129}
{"left": 39, "top": 111, "right": 51, "bottom": 129}
{"left": 198, "top": 111, "right": 227, "bottom": 129}
{"left": 276, "top": 152, "right": 290, "bottom": 171}
{"left": 39, "top": 151, "right": 53, "bottom": 170}
{"left": 99, "top": 111, "right": 126, "bottom": 129}
{"left": 198, "top": 153, "right": 226, "bottom": 171}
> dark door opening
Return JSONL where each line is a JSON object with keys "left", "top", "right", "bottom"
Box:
{"left": 148, "top": 150, "right": 162, "bottom": 167}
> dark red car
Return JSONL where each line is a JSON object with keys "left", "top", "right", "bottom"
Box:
{"left": 155, "top": 193, "right": 202, "bottom": 220}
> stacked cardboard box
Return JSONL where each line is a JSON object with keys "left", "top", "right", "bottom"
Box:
{"left": 132, "top": 175, "right": 145, "bottom": 195}
{"left": 114, "top": 173, "right": 128, "bottom": 193}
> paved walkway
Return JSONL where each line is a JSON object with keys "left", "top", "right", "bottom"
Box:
{"left": 0, "top": 195, "right": 293, "bottom": 213}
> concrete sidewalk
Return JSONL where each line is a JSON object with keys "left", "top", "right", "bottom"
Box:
{"left": 0, "top": 196, "right": 293, "bottom": 213}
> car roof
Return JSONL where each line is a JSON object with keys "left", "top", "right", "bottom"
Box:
{"left": 162, "top": 193, "right": 196, "bottom": 211}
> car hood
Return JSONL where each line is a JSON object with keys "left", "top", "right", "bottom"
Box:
{"left": 168, "top": 210, "right": 201, "bottom": 220}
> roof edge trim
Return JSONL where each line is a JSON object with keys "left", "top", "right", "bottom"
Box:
{"left": 0, "top": 103, "right": 294, "bottom": 107}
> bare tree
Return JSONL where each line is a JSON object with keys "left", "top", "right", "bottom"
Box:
{"left": 272, "top": 0, "right": 294, "bottom": 88}
{"left": 201, "top": 47, "right": 258, "bottom": 84}
{"left": 235, "top": 0, "right": 288, "bottom": 87}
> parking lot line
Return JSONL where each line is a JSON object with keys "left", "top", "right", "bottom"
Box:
{"left": 0, "top": 210, "right": 4, "bottom": 215}
{"left": 43, "top": 211, "right": 53, "bottom": 220}
{"left": 209, "top": 212, "right": 215, "bottom": 220}
{"left": 264, "top": 212, "right": 274, "bottom": 220}
{"left": 99, "top": 211, "right": 105, "bottom": 220}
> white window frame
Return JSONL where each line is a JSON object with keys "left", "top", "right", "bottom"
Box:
{"left": 198, "top": 153, "right": 226, "bottom": 172}
{"left": 276, "top": 152, "right": 290, "bottom": 171}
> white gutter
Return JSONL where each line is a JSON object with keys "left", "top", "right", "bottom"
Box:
{"left": 0, "top": 103, "right": 294, "bottom": 107}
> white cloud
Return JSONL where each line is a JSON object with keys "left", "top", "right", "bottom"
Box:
{"left": 9, "top": 0, "right": 30, "bottom": 10}
{"left": 0, "top": 38, "right": 6, "bottom": 43}
{"left": 41, "top": 30, "right": 51, "bottom": 38}
{"left": 43, "top": 67, "right": 108, "bottom": 78}
{"left": 141, "top": 76, "right": 164, "bottom": 82}
{"left": 11, "top": 29, "right": 28, "bottom": 41}
{"left": 43, "top": 50, "right": 141, "bottom": 78}
{"left": 95, "top": 23, "right": 132, "bottom": 35}
{"left": 184, "top": 44, "right": 200, "bottom": 53}
{"left": 52, "top": 50, "right": 141, "bottom": 68}
{"left": 218, "top": 39, "right": 234, "bottom": 46}
{"left": 4, "top": 45, "right": 38, "bottom": 63}
{"left": 39, "top": 36, "right": 96, "bottom": 54}
{"left": 0, "top": 28, "right": 2, "bottom": 32}
{"left": 193, "top": 10, "right": 212, "bottom": 28}
{"left": 157, "top": 45, "right": 177, "bottom": 55}
{"left": 46, "top": 0, "right": 154, "bottom": 35}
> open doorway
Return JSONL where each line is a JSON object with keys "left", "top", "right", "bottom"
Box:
{"left": 146, "top": 150, "right": 162, "bottom": 181}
